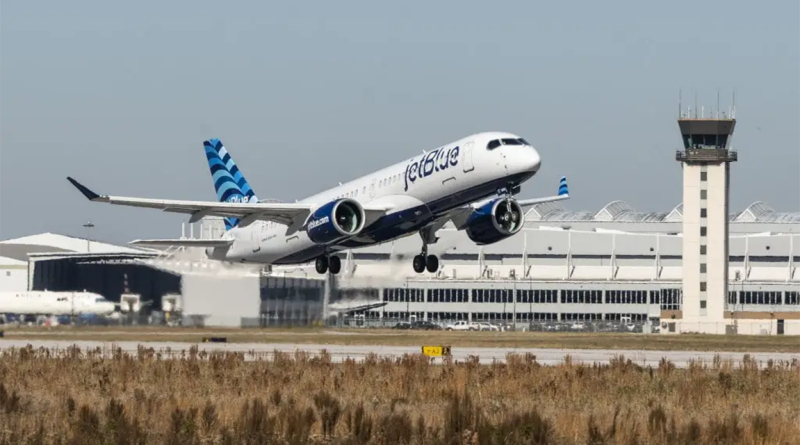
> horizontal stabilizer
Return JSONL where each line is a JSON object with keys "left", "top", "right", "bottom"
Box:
{"left": 128, "top": 238, "right": 234, "bottom": 248}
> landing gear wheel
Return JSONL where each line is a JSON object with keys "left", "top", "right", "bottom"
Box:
{"left": 315, "top": 256, "right": 328, "bottom": 274}
{"left": 412, "top": 255, "right": 426, "bottom": 273}
{"left": 328, "top": 255, "right": 341, "bottom": 275}
{"left": 425, "top": 255, "right": 439, "bottom": 273}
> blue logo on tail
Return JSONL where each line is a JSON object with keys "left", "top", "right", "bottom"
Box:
{"left": 558, "top": 176, "right": 569, "bottom": 196}
{"left": 204, "top": 138, "right": 258, "bottom": 230}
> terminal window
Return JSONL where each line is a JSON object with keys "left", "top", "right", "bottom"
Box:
{"left": 700, "top": 263, "right": 706, "bottom": 273}
{"left": 700, "top": 208, "right": 707, "bottom": 218}
{"left": 700, "top": 227, "right": 707, "bottom": 236}
{"left": 700, "top": 300, "right": 707, "bottom": 309}
{"left": 700, "top": 171, "right": 707, "bottom": 181}
{"left": 700, "top": 190, "right": 707, "bottom": 199}
{"left": 700, "top": 282, "right": 707, "bottom": 292}
{"left": 700, "top": 245, "right": 706, "bottom": 255}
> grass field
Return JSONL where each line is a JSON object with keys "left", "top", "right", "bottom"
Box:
{"left": 0, "top": 344, "right": 797, "bottom": 444}
{"left": 2, "top": 326, "right": 799, "bottom": 353}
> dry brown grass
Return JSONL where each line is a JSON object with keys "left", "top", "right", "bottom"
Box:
{"left": 3, "top": 326, "right": 800, "bottom": 352}
{"left": 0, "top": 344, "right": 798, "bottom": 445}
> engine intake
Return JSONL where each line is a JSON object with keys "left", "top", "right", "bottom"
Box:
{"left": 306, "top": 198, "right": 366, "bottom": 245}
{"left": 465, "top": 197, "right": 524, "bottom": 245}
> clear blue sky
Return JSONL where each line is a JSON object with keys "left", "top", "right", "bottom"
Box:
{"left": 1, "top": 0, "right": 798, "bottom": 244}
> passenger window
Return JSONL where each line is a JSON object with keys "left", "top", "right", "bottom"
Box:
{"left": 487, "top": 140, "right": 501, "bottom": 150}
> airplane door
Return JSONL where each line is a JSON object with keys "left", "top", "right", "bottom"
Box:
{"left": 462, "top": 142, "right": 474, "bottom": 173}
{"left": 370, "top": 178, "right": 376, "bottom": 198}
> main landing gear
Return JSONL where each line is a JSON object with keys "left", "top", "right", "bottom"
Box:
{"left": 412, "top": 252, "right": 438, "bottom": 274}
{"left": 315, "top": 254, "right": 341, "bottom": 275}
{"left": 413, "top": 226, "right": 439, "bottom": 274}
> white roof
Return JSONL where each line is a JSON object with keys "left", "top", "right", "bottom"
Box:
{"left": 0, "top": 232, "right": 146, "bottom": 255}
{"left": 527, "top": 200, "right": 800, "bottom": 224}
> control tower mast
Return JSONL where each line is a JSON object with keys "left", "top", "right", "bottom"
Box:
{"left": 675, "top": 93, "right": 738, "bottom": 332}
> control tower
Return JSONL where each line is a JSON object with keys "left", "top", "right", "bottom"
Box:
{"left": 675, "top": 99, "right": 737, "bottom": 332}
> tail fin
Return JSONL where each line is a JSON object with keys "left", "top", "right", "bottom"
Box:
{"left": 204, "top": 138, "right": 259, "bottom": 230}
{"left": 558, "top": 176, "right": 569, "bottom": 197}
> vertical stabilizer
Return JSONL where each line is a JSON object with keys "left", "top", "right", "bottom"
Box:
{"left": 203, "top": 138, "right": 259, "bottom": 230}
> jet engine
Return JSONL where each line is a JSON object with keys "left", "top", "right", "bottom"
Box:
{"left": 306, "top": 198, "right": 366, "bottom": 245}
{"left": 464, "top": 197, "right": 524, "bottom": 245}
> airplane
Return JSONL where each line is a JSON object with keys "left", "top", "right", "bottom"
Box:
{"left": 67, "top": 131, "right": 569, "bottom": 275}
{"left": 0, "top": 290, "right": 117, "bottom": 321}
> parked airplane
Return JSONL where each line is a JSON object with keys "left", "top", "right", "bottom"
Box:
{"left": 67, "top": 131, "right": 569, "bottom": 275}
{"left": 0, "top": 290, "right": 117, "bottom": 319}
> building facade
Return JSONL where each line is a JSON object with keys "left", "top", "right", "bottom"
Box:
{"left": 266, "top": 200, "right": 800, "bottom": 335}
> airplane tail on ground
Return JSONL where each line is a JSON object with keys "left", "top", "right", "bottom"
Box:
{"left": 204, "top": 138, "right": 259, "bottom": 230}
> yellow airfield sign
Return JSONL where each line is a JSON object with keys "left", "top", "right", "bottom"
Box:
{"left": 421, "top": 346, "right": 451, "bottom": 357}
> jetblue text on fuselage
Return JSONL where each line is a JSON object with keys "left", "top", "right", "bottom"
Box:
{"left": 403, "top": 145, "right": 460, "bottom": 191}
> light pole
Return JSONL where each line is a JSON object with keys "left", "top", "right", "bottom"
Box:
{"left": 83, "top": 222, "right": 95, "bottom": 252}
{"left": 512, "top": 275, "right": 517, "bottom": 331}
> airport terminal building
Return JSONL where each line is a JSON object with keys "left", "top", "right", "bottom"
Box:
{"left": 2, "top": 202, "right": 799, "bottom": 334}
{"left": 270, "top": 200, "right": 800, "bottom": 335}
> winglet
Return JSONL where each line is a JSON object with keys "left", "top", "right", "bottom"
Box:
{"left": 66, "top": 177, "right": 101, "bottom": 201}
{"left": 558, "top": 176, "right": 569, "bottom": 197}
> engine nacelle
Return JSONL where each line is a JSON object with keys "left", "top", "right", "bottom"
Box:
{"left": 306, "top": 198, "right": 366, "bottom": 245}
{"left": 465, "top": 197, "right": 524, "bottom": 245}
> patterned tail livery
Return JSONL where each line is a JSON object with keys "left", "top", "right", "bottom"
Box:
{"left": 558, "top": 176, "right": 569, "bottom": 196}
{"left": 204, "top": 138, "right": 259, "bottom": 230}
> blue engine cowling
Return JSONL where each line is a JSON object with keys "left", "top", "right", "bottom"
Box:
{"left": 465, "top": 197, "right": 524, "bottom": 245}
{"left": 306, "top": 198, "right": 366, "bottom": 245}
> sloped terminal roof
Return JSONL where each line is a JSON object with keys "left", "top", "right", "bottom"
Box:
{"left": 0, "top": 233, "right": 150, "bottom": 264}
{"left": 526, "top": 200, "right": 800, "bottom": 224}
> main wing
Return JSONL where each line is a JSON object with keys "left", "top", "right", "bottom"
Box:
{"left": 515, "top": 175, "right": 570, "bottom": 207}
{"left": 67, "top": 177, "right": 310, "bottom": 226}
{"left": 67, "top": 177, "right": 389, "bottom": 232}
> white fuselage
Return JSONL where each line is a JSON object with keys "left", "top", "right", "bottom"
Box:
{"left": 0, "top": 291, "right": 116, "bottom": 316}
{"left": 214, "top": 131, "right": 542, "bottom": 265}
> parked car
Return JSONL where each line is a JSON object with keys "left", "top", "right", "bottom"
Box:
{"left": 445, "top": 320, "right": 478, "bottom": 331}
{"left": 411, "top": 320, "right": 442, "bottom": 330}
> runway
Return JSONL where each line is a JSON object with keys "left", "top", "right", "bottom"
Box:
{"left": 1, "top": 339, "right": 797, "bottom": 368}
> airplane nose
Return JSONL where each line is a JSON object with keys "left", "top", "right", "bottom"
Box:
{"left": 527, "top": 148, "right": 541, "bottom": 173}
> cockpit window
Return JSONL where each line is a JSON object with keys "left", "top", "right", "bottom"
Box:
{"left": 517, "top": 138, "right": 530, "bottom": 146}
{"left": 487, "top": 140, "right": 501, "bottom": 150}
{"left": 95, "top": 298, "right": 107, "bottom": 303}
{"left": 501, "top": 138, "right": 523, "bottom": 146}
